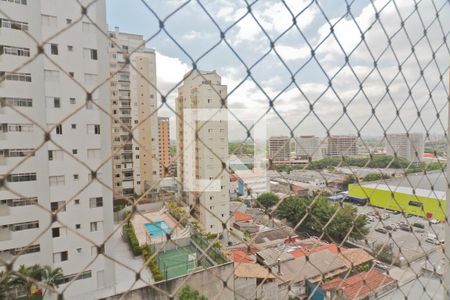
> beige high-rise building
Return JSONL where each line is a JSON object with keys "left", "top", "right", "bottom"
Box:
{"left": 327, "top": 135, "right": 358, "bottom": 157}
{"left": 109, "top": 28, "right": 159, "bottom": 199}
{"left": 176, "top": 70, "right": 230, "bottom": 234}
{"left": 295, "top": 135, "right": 323, "bottom": 161}
{"left": 385, "top": 133, "right": 424, "bottom": 162}
{"left": 269, "top": 136, "right": 290, "bottom": 162}
{"left": 158, "top": 117, "right": 171, "bottom": 177}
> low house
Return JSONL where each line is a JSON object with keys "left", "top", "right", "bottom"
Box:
{"left": 234, "top": 263, "right": 278, "bottom": 300}
{"left": 320, "top": 270, "right": 397, "bottom": 299}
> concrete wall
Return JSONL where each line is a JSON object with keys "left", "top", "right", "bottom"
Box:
{"left": 114, "top": 202, "right": 164, "bottom": 223}
{"left": 235, "top": 278, "right": 278, "bottom": 300}
{"left": 101, "top": 262, "right": 234, "bottom": 300}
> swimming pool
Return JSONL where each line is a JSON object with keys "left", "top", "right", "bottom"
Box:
{"left": 145, "top": 221, "right": 171, "bottom": 238}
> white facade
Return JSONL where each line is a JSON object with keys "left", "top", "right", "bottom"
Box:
{"left": 385, "top": 133, "right": 424, "bottom": 162}
{"left": 109, "top": 29, "right": 159, "bottom": 198}
{"left": 176, "top": 70, "right": 230, "bottom": 234}
{"left": 269, "top": 136, "right": 290, "bottom": 162}
{"left": 295, "top": 136, "right": 323, "bottom": 161}
{"left": 0, "top": 0, "right": 114, "bottom": 297}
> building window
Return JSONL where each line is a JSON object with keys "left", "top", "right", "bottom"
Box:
{"left": 72, "top": 149, "right": 78, "bottom": 155}
{"left": 87, "top": 149, "right": 101, "bottom": 160}
{"left": 84, "top": 73, "right": 98, "bottom": 85}
{"left": 50, "top": 44, "right": 58, "bottom": 55}
{"left": 50, "top": 201, "right": 66, "bottom": 212}
{"left": 90, "top": 221, "right": 102, "bottom": 232}
{"left": 83, "top": 48, "right": 98, "bottom": 60}
{"left": 0, "top": 71, "right": 31, "bottom": 82}
{"left": 44, "top": 70, "right": 59, "bottom": 82}
{"left": 53, "top": 251, "right": 68, "bottom": 263}
{"left": 55, "top": 124, "right": 62, "bottom": 135}
{"left": 66, "top": 18, "right": 72, "bottom": 24}
{"left": 74, "top": 199, "right": 80, "bottom": 205}
{"left": 0, "top": 97, "right": 32, "bottom": 107}
{"left": 67, "top": 45, "right": 73, "bottom": 51}
{"left": 69, "top": 72, "right": 74, "bottom": 78}
{"left": 0, "top": 45, "right": 30, "bottom": 57}
{"left": 408, "top": 201, "right": 423, "bottom": 208}
{"left": 73, "top": 174, "right": 79, "bottom": 181}
{"left": 0, "top": 0, "right": 28, "bottom": 5}
{"left": 6, "top": 172, "right": 36, "bottom": 182}
{"left": 9, "top": 220, "right": 39, "bottom": 231}
{"left": 71, "top": 124, "right": 76, "bottom": 129}
{"left": 0, "top": 197, "right": 37, "bottom": 207}
{"left": 57, "top": 271, "right": 91, "bottom": 285}
{"left": 70, "top": 97, "right": 76, "bottom": 104}
{"left": 53, "top": 97, "right": 60, "bottom": 108}
{"left": 41, "top": 15, "right": 57, "bottom": 27}
{"left": 48, "top": 150, "right": 63, "bottom": 161}
{"left": 52, "top": 227, "right": 60, "bottom": 238}
{"left": 1, "top": 123, "right": 33, "bottom": 132}
{"left": 0, "top": 18, "right": 28, "bottom": 31}
{"left": 75, "top": 224, "right": 81, "bottom": 229}
{"left": 49, "top": 175, "right": 65, "bottom": 186}
{"left": 89, "top": 197, "right": 103, "bottom": 208}
{"left": 87, "top": 124, "right": 100, "bottom": 134}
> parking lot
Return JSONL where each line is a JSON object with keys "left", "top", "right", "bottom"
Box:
{"left": 355, "top": 205, "right": 445, "bottom": 263}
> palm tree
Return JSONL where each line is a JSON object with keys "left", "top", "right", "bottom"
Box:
{"left": 0, "top": 271, "right": 14, "bottom": 298}
{"left": 40, "top": 265, "right": 64, "bottom": 297}
{"left": 14, "top": 264, "right": 42, "bottom": 299}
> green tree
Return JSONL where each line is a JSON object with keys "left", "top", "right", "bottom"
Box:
{"left": 40, "top": 265, "right": 64, "bottom": 297}
{"left": 0, "top": 271, "right": 14, "bottom": 298}
{"left": 178, "top": 285, "right": 208, "bottom": 300}
{"left": 14, "top": 264, "right": 43, "bottom": 299}
{"left": 276, "top": 196, "right": 368, "bottom": 242}
{"left": 256, "top": 192, "right": 279, "bottom": 209}
{"left": 363, "top": 173, "right": 390, "bottom": 182}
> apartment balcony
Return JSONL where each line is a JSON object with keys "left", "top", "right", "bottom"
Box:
{"left": 0, "top": 228, "right": 11, "bottom": 241}
{"left": 0, "top": 155, "right": 5, "bottom": 165}
{"left": 0, "top": 204, "right": 10, "bottom": 216}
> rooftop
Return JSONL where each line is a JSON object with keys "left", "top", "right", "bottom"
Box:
{"left": 322, "top": 270, "right": 396, "bottom": 299}
{"left": 358, "top": 183, "right": 445, "bottom": 200}
{"left": 234, "top": 263, "right": 275, "bottom": 279}
{"left": 234, "top": 211, "right": 253, "bottom": 222}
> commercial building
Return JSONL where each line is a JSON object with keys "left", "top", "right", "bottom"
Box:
{"left": 295, "top": 135, "right": 323, "bottom": 161}
{"left": 385, "top": 133, "right": 424, "bottom": 162}
{"left": 348, "top": 183, "right": 445, "bottom": 220}
{"left": 0, "top": 0, "right": 114, "bottom": 297}
{"left": 236, "top": 170, "right": 270, "bottom": 198}
{"left": 109, "top": 28, "right": 159, "bottom": 199}
{"left": 269, "top": 136, "right": 290, "bottom": 162}
{"left": 176, "top": 70, "right": 230, "bottom": 234}
{"left": 158, "top": 117, "right": 171, "bottom": 177}
{"left": 327, "top": 135, "right": 358, "bottom": 157}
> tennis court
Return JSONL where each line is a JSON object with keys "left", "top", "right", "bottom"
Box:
{"left": 157, "top": 244, "right": 207, "bottom": 279}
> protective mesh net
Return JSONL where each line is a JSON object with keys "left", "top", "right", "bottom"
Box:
{"left": 0, "top": 0, "right": 449, "bottom": 299}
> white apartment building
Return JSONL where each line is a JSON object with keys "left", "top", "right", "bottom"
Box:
{"left": 295, "top": 135, "right": 323, "bottom": 161}
{"left": 176, "top": 70, "right": 230, "bottom": 234}
{"left": 109, "top": 28, "right": 159, "bottom": 199}
{"left": 385, "top": 133, "right": 424, "bottom": 162}
{"left": 0, "top": 0, "right": 114, "bottom": 298}
{"left": 269, "top": 136, "right": 290, "bottom": 162}
{"left": 327, "top": 135, "right": 358, "bottom": 157}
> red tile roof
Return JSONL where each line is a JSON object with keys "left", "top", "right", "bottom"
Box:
{"left": 290, "top": 243, "right": 339, "bottom": 258}
{"left": 231, "top": 250, "right": 254, "bottom": 263}
{"left": 322, "top": 270, "right": 396, "bottom": 299}
{"left": 291, "top": 185, "right": 305, "bottom": 192}
{"left": 234, "top": 211, "right": 253, "bottom": 222}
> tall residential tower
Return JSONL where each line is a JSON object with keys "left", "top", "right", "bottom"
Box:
{"left": 176, "top": 70, "right": 230, "bottom": 234}
{"left": 108, "top": 28, "right": 159, "bottom": 199}
{"left": 385, "top": 133, "right": 424, "bottom": 162}
{"left": 158, "top": 117, "right": 171, "bottom": 177}
{"left": 0, "top": 0, "right": 114, "bottom": 297}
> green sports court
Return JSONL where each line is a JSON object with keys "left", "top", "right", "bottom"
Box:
{"left": 157, "top": 244, "right": 212, "bottom": 280}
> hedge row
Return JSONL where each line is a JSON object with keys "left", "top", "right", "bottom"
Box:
{"left": 123, "top": 224, "right": 142, "bottom": 256}
{"left": 142, "top": 245, "right": 164, "bottom": 281}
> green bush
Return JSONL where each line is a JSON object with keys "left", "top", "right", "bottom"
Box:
{"left": 141, "top": 245, "right": 164, "bottom": 281}
{"left": 123, "top": 224, "right": 142, "bottom": 256}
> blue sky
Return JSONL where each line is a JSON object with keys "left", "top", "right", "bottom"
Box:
{"left": 106, "top": 0, "right": 450, "bottom": 141}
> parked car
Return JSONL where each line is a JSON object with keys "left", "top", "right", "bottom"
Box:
{"left": 375, "top": 227, "right": 388, "bottom": 234}
{"left": 374, "top": 260, "right": 390, "bottom": 271}
{"left": 400, "top": 225, "right": 413, "bottom": 232}
{"left": 384, "top": 225, "right": 396, "bottom": 231}
{"left": 413, "top": 222, "right": 425, "bottom": 229}
{"left": 425, "top": 238, "right": 442, "bottom": 245}
{"left": 430, "top": 219, "right": 440, "bottom": 224}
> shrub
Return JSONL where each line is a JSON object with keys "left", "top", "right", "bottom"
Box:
{"left": 123, "top": 224, "right": 142, "bottom": 256}
{"left": 141, "top": 245, "right": 164, "bottom": 281}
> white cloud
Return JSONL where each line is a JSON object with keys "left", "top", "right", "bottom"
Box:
{"left": 275, "top": 44, "right": 310, "bottom": 61}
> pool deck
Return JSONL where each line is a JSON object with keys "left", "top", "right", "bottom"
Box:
{"left": 131, "top": 209, "right": 188, "bottom": 246}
